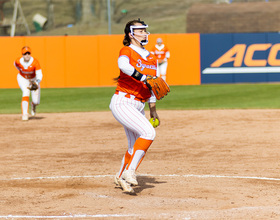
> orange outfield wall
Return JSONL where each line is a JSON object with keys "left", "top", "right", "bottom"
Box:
{"left": 0, "top": 33, "right": 200, "bottom": 89}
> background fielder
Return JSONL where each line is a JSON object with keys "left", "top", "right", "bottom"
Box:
{"left": 14, "top": 46, "right": 43, "bottom": 121}
{"left": 151, "top": 38, "right": 170, "bottom": 81}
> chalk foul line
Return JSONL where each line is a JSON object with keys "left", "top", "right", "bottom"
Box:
{"left": 150, "top": 174, "right": 280, "bottom": 181}
{"left": 0, "top": 214, "right": 136, "bottom": 219}
{"left": 1, "top": 174, "right": 280, "bottom": 181}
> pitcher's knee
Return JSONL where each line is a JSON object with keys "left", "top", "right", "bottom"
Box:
{"left": 141, "top": 126, "right": 156, "bottom": 140}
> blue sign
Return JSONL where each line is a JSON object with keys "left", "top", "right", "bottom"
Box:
{"left": 200, "top": 33, "right": 280, "bottom": 83}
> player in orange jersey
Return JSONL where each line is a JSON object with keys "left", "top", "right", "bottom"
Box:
{"left": 14, "top": 46, "right": 43, "bottom": 121}
{"left": 151, "top": 38, "right": 170, "bottom": 81}
{"left": 109, "top": 19, "right": 160, "bottom": 193}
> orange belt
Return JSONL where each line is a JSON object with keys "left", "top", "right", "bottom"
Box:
{"left": 115, "top": 90, "right": 148, "bottom": 103}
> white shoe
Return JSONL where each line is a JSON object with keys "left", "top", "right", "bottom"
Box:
{"left": 31, "top": 103, "right": 36, "bottom": 116}
{"left": 114, "top": 173, "right": 134, "bottom": 193}
{"left": 122, "top": 169, "right": 138, "bottom": 186}
{"left": 114, "top": 173, "right": 120, "bottom": 186}
{"left": 22, "top": 114, "right": 29, "bottom": 121}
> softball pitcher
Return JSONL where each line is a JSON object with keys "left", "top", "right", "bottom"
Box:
{"left": 109, "top": 19, "right": 160, "bottom": 193}
{"left": 14, "top": 46, "right": 43, "bottom": 121}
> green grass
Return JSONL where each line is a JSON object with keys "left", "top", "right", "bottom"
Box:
{"left": 2, "top": 84, "right": 280, "bottom": 114}
{"left": 0, "top": 87, "right": 116, "bottom": 114}
{"left": 160, "top": 84, "right": 280, "bottom": 110}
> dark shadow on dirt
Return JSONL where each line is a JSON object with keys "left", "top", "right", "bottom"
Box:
{"left": 29, "top": 116, "right": 45, "bottom": 120}
{"left": 133, "top": 176, "right": 167, "bottom": 194}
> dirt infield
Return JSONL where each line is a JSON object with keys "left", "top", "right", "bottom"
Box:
{"left": 1, "top": 110, "right": 280, "bottom": 219}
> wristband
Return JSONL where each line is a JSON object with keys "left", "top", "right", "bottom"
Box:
{"left": 131, "top": 69, "right": 143, "bottom": 81}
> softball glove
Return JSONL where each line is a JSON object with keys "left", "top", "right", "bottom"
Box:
{"left": 27, "top": 81, "right": 38, "bottom": 91}
{"left": 145, "top": 75, "right": 170, "bottom": 100}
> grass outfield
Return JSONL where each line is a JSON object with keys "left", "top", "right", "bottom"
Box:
{"left": 1, "top": 84, "right": 280, "bottom": 114}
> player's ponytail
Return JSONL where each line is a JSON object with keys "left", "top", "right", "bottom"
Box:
{"left": 123, "top": 20, "right": 133, "bottom": 46}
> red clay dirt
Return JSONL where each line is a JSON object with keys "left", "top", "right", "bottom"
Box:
{"left": 1, "top": 110, "right": 280, "bottom": 219}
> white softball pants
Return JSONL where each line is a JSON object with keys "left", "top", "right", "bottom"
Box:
{"left": 17, "top": 73, "right": 41, "bottom": 115}
{"left": 17, "top": 73, "right": 41, "bottom": 105}
{"left": 158, "top": 62, "right": 168, "bottom": 81}
{"left": 109, "top": 92, "right": 156, "bottom": 155}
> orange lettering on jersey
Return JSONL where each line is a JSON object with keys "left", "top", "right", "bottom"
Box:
{"left": 268, "top": 43, "right": 280, "bottom": 66}
{"left": 211, "top": 44, "right": 246, "bottom": 67}
{"left": 244, "top": 44, "right": 271, "bottom": 66}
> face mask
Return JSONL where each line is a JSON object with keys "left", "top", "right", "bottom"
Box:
{"left": 130, "top": 25, "right": 150, "bottom": 46}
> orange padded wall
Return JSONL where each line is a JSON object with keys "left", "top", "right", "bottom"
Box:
{"left": 0, "top": 33, "right": 200, "bottom": 88}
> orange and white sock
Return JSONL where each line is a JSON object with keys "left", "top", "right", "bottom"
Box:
{"left": 126, "top": 138, "right": 153, "bottom": 171}
{"left": 21, "top": 96, "right": 29, "bottom": 115}
{"left": 117, "top": 150, "right": 131, "bottom": 178}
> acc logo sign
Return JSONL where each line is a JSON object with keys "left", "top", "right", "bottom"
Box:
{"left": 202, "top": 43, "right": 280, "bottom": 74}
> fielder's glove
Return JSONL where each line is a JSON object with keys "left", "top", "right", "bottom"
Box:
{"left": 145, "top": 75, "right": 170, "bottom": 100}
{"left": 27, "top": 81, "right": 38, "bottom": 91}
